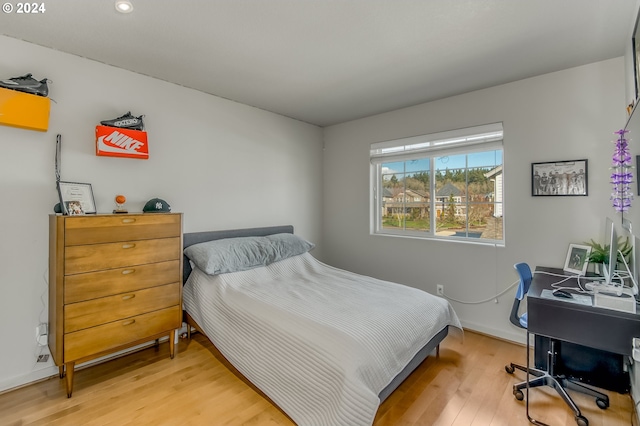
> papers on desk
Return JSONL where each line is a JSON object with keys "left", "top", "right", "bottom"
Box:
{"left": 540, "top": 289, "right": 593, "bottom": 306}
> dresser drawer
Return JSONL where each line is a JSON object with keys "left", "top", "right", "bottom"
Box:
{"left": 65, "top": 237, "right": 180, "bottom": 275}
{"left": 64, "top": 283, "right": 180, "bottom": 333}
{"left": 64, "top": 306, "right": 181, "bottom": 362}
{"left": 64, "top": 214, "right": 181, "bottom": 246}
{"left": 64, "top": 260, "right": 180, "bottom": 303}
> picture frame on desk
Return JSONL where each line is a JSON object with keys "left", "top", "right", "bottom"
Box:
{"left": 57, "top": 181, "right": 97, "bottom": 215}
{"left": 564, "top": 243, "right": 591, "bottom": 276}
{"left": 531, "top": 159, "right": 587, "bottom": 196}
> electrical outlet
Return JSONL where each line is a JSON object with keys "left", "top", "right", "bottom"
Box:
{"left": 37, "top": 354, "right": 49, "bottom": 363}
{"left": 36, "top": 323, "right": 48, "bottom": 346}
{"left": 436, "top": 284, "right": 444, "bottom": 296}
{"left": 36, "top": 323, "right": 47, "bottom": 337}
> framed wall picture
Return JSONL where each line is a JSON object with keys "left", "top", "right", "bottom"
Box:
{"left": 563, "top": 244, "right": 592, "bottom": 276}
{"left": 531, "top": 159, "right": 588, "bottom": 196}
{"left": 57, "top": 181, "right": 97, "bottom": 215}
{"left": 633, "top": 9, "right": 640, "bottom": 101}
{"left": 637, "top": 155, "right": 640, "bottom": 196}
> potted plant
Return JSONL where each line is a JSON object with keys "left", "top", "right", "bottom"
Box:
{"left": 584, "top": 236, "right": 632, "bottom": 275}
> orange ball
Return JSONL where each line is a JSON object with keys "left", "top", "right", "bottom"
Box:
{"left": 115, "top": 195, "right": 126, "bottom": 204}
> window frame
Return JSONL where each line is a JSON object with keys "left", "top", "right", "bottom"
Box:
{"left": 370, "top": 123, "right": 504, "bottom": 245}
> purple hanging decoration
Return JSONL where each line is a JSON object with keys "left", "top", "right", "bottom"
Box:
{"left": 611, "top": 129, "right": 633, "bottom": 212}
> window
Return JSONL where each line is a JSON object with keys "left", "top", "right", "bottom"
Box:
{"left": 370, "top": 123, "right": 504, "bottom": 243}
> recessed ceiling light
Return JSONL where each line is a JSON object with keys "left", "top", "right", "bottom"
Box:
{"left": 115, "top": 0, "right": 133, "bottom": 13}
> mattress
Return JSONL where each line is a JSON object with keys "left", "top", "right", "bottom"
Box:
{"left": 183, "top": 252, "right": 461, "bottom": 426}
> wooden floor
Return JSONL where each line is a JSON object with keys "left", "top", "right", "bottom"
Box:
{"left": 0, "top": 330, "right": 635, "bottom": 425}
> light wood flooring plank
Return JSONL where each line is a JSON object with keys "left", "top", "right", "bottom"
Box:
{"left": 0, "top": 330, "right": 634, "bottom": 425}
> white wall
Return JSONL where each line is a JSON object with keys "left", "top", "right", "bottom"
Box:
{"left": 323, "top": 57, "right": 627, "bottom": 343}
{"left": 0, "top": 35, "right": 324, "bottom": 392}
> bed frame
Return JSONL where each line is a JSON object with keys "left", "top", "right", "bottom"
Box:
{"left": 182, "top": 224, "right": 448, "bottom": 403}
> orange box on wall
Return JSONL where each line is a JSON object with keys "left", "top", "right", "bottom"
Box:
{"left": 96, "top": 125, "right": 149, "bottom": 159}
{"left": 0, "top": 87, "right": 50, "bottom": 131}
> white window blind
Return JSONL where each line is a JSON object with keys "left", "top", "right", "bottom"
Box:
{"left": 370, "top": 123, "right": 503, "bottom": 163}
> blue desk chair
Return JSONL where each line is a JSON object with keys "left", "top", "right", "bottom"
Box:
{"left": 504, "top": 263, "right": 608, "bottom": 426}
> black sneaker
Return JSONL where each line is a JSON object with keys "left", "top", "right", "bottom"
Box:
{"left": 0, "top": 73, "right": 49, "bottom": 97}
{"left": 100, "top": 111, "right": 145, "bottom": 131}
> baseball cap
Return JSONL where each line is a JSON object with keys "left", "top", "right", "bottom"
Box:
{"left": 143, "top": 198, "right": 171, "bottom": 213}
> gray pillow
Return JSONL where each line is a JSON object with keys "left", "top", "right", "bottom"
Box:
{"left": 266, "top": 233, "right": 315, "bottom": 262}
{"left": 184, "top": 236, "right": 275, "bottom": 275}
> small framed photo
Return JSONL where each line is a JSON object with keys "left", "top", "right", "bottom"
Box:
{"left": 532, "top": 159, "right": 588, "bottom": 196}
{"left": 57, "top": 181, "right": 97, "bottom": 215}
{"left": 563, "top": 243, "right": 592, "bottom": 276}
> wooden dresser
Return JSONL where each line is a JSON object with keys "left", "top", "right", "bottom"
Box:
{"left": 48, "top": 213, "right": 183, "bottom": 397}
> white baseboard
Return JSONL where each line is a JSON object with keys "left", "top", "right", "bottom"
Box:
{"left": 459, "top": 319, "right": 526, "bottom": 345}
{"left": 0, "top": 365, "right": 59, "bottom": 394}
{"left": 0, "top": 331, "right": 182, "bottom": 395}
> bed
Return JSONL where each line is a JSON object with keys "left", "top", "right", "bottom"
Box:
{"left": 182, "top": 225, "right": 462, "bottom": 426}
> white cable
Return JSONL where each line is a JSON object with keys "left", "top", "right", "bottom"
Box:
{"left": 616, "top": 249, "right": 638, "bottom": 295}
{"left": 39, "top": 269, "right": 48, "bottom": 324}
{"left": 441, "top": 279, "right": 520, "bottom": 304}
{"left": 535, "top": 269, "right": 605, "bottom": 294}
{"left": 441, "top": 268, "right": 600, "bottom": 304}
{"left": 33, "top": 269, "right": 49, "bottom": 369}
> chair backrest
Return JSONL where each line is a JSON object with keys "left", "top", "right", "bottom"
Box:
{"left": 509, "top": 262, "right": 533, "bottom": 329}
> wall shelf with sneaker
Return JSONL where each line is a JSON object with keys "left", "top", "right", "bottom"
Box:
{"left": 0, "top": 73, "right": 50, "bottom": 132}
{"left": 96, "top": 111, "right": 148, "bottom": 159}
{"left": 0, "top": 87, "right": 50, "bottom": 132}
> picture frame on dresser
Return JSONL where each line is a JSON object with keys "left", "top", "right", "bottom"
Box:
{"left": 57, "top": 181, "right": 97, "bottom": 215}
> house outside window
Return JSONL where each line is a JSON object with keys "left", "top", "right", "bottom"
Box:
{"left": 370, "top": 123, "right": 504, "bottom": 244}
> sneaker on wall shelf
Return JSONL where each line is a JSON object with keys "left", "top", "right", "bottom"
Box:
{"left": 100, "top": 111, "right": 145, "bottom": 131}
{"left": 0, "top": 73, "right": 49, "bottom": 97}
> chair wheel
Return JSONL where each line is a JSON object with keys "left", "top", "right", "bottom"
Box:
{"left": 513, "top": 389, "right": 524, "bottom": 401}
{"left": 575, "top": 415, "right": 588, "bottom": 426}
{"left": 596, "top": 398, "right": 609, "bottom": 409}
{"left": 505, "top": 365, "right": 515, "bottom": 374}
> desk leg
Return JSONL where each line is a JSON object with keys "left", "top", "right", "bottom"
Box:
{"left": 525, "top": 331, "right": 549, "bottom": 426}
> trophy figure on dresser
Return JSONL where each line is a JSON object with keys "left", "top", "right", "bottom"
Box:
{"left": 113, "top": 194, "right": 128, "bottom": 214}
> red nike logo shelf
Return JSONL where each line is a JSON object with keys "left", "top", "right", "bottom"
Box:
{"left": 96, "top": 125, "right": 149, "bottom": 159}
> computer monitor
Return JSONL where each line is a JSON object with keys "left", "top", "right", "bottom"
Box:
{"left": 634, "top": 234, "right": 640, "bottom": 287}
{"left": 602, "top": 217, "right": 618, "bottom": 286}
{"left": 633, "top": 234, "right": 640, "bottom": 296}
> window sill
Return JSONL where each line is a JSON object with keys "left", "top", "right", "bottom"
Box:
{"left": 371, "top": 229, "right": 505, "bottom": 247}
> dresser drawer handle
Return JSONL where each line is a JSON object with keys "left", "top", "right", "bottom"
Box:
{"left": 121, "top": 243, "right": 136, "bottom": 249}
{"left": 122, "top": 319, "right": 136, "bottom": 326}
{"left": 121, "top": 269, "right": 135, "bottom": 275}
{"left": 122, "top": 218, "right": 136, "bottom": 224}
{"left": 122, "top": 294, "right": 135, "bottom": 301}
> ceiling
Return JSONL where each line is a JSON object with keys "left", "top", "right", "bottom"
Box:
{"left": 0, "top": 0, "right": 636, "bottom": 127}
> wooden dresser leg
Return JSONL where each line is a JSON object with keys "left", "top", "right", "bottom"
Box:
{"left": 170, "top": 330, "right": 176, "bottom": 359}
{"left": 65, "top": 362, "right": 75, "bottom": 398}
{"left": 187, "top": 323, "right": 191, "bottom": 340}
{"left": 58, "top": 364, "right": 65, "bottom": 379}
{"left": 436, "top": 344, "right": 440, "bottom": 358}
